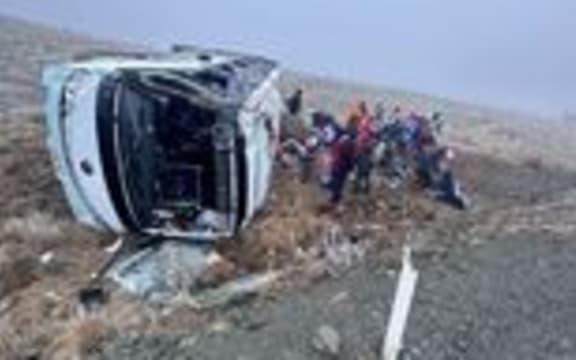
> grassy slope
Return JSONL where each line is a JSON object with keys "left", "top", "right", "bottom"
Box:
{"left": 0, "top": 14, "right": 145, "bottom": 114}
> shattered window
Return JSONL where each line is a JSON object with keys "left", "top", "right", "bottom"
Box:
{"left": 147, "top": 74, "right": 201, "bottom": 96}
{"left": 116, "top": 85, "right": 158, "bottom": 226}
{"left": 170, "top": 69, "right": 229, "bottom": 97}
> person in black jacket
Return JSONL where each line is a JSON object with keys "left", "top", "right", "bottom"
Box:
{"left": 285, "top": 88, "right": 303, "bottom": 116}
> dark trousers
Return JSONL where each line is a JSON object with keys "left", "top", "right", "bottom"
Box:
{"left": 434, "top": 171, "right": 467, "bottom": 210}
{"left": 353, "top": 149, "right": 373, "bottom": 194}
{"left": 324, "top": 160, "right": 353, "bottom": 204}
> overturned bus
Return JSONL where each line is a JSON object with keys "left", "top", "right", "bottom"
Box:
{"left": 42, "top": 50, "right": 284, "bottom": 241}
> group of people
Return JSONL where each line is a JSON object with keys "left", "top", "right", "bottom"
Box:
{"left": 280, "top": 88, "right": 468, "bottom": 211}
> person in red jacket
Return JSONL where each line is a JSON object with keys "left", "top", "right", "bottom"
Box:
{"left": 309, "top": 111, "right": 356, "bottom": 210}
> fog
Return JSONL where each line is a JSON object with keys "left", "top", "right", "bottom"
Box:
{"left": 2, "top": 0, "right": 575, "bottom": 116}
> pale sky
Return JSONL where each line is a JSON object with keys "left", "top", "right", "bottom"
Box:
{"left": 2, "top": 0, "right": 575, "bottom": 116}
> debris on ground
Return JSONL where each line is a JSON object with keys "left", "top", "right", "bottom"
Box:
{"left": 320, "top": 225, "right": 368, "bottom": 275}
{"left": 311, "top": 324, "right": 342, "bottom": 358}
{"left": 207, "top": 319, "right": 234, "bottom": 335}
{"left": 185, "top": 270, "right": 283, "bottom": 310}
{"left": 328, "top": 291, "right": 349, "bottom": 305}
{"left": 107, "top": 241, "right": 216, "bottom": 301}
{"left": 39, "top": 250, "right": 55, "bottom": 265}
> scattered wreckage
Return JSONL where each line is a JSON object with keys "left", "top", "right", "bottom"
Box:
{"left": 41, "top": 48, "right": 467, "bottom": 307}
{"left": 42, "top": 48, "right": 285, "bottom": 304}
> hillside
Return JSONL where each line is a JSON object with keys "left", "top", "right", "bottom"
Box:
{"left": 0, "top": 15, "right": 143, "bottom": 114}
{"left": 1, "top": 14, "right": 576, "bottom": 360}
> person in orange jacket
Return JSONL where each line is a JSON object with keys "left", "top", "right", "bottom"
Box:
{"left": 350, "top": 101, "right": 377, "bottom": 193}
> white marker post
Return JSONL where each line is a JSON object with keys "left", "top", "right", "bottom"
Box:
{"left": 382, "top": 246, "right": 419, "bottom": 360}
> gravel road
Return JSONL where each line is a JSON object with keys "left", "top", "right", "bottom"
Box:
{"left": 91, "top": 156, "right": 576, "bottom": 360}
{"left": 407, "top": 232, "right": 576, "bottom": 360}
{"left": 93, "top": 232, "right": 576, "bottom": 360}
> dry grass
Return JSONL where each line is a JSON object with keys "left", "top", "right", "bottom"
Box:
{"left": 0, "top": 113, "right": 69, "bottom": 219}
{"left": 218, "top": 165, "right": 439, "bottom": 275}
{"left": 43, "top": 295, "right": 165, "bottom": 360}
{"left": 46, "top": 317, "right": 112, "bottom": 360}
{"left": 0, "top": 112, "right": 438, "bottom": 357}
{"left": 0, "top": 113, "right": 120, "bottom": 358}
{"left": 219, "top": 172, "right": 330, "bottom": 271}
{"left": 0, "top": 101, "right": 572, "bottom": 358}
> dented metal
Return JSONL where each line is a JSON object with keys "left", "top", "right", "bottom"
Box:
{"left": 43, "top": 50, "right": 284, "bottom": 241}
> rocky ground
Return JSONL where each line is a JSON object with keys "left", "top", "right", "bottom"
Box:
{"left": 1, "top": 13, "right": 576, "bottom": 360}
